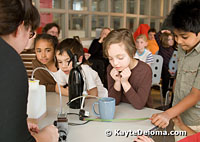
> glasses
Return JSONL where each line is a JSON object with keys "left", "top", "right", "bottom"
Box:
{"left": 29, "top": 31, "right": 35, "bottom": 39}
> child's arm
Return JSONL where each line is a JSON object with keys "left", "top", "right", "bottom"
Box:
{"left": 87, "top": 87, "right": 98, "bottom": 96}
{"left": 32, "top": 59, "right": 56, "bottom": 92}
{"left": 55, "top": 83, "right": 68, "bottom": 96}
{"left": 151, "top": 87, "right": 200, "bottom": 128}
{"left": 107, "top": 66, "right": 122, "bottom": 105}
{"left": 121, "top": 66, "right": 152, "bottom": 109}
{"left": 173, "top": 116, "right": 197, "bottom": 136}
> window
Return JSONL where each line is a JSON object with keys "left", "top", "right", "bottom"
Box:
{"left": 69, "top": 0, "right": 88, "bottom": 11}
{"left": 140, "top": 0, "right": 149, "bottom": 15}
{"left": 39, "top": 0, "right": 65, "bottom": 9}
{"left": 111, "top": 16, "right": 123, "bottom": 29}
{"left": 127, "top": 0, "right": 137, "bottom": 14}
{"left": 68, "top": 14, "right": 88, "bottom": 38}
{"left": 34, "top": 0, "right": 173, "bottom": 39}
{"left": 92, "top": 0, "right": 108, "bottom": 12}
{"left": 126, "top": 17, "right": 137, "bottom": 31}
{"left": 111, "top": 0, "right": 123, "bottom": 13}
{"left": 151, "top": 0, "right": 161, "bottom": 16}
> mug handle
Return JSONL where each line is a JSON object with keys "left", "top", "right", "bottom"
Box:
{"left": 92, "top": 102, "right": 100, "bottom": 118}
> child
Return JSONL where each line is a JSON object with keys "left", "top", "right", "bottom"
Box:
{"left": 151, "top": 0, "right": 200, "bottom": 141}
{"left": 155, "top": 30, "right": 176, "bottom": 98}
{"left": 134, "top": 116, "right": 199, "bottom": 142}
{"left": 32, "top": 34, "right": 59, "bottom": 92}
{"left": 134, "top": 34, "right": 154, "bottom": 66}
{"left": 103, "top": 29, "right": 152, "bottom": 109}
{"left": 147, "top": 28, "right": 159, "bottom": 55}
{"left": 55, "top": 38, "right": 108, "bottom": 97}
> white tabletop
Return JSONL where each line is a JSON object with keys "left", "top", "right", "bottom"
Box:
{"left": 38, "top": 92, "right": 162, "bottom": 142}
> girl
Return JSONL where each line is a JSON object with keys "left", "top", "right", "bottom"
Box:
{"left": 103, "top": 29, "right": 152, "bottom": 109}
{"left": 32, "top": 34, "right": 59, "bottom": 92}
{"left": 55, "top": 38, "right": 108, "bottom": 97}
{"left": 134, "top": 34, "right": 154, "bottom": 66}
{"left": 155, "top": 30, "right": 176, "bottom": 98}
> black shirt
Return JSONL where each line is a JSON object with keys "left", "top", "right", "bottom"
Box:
{"left": 0, "top": 37, "right": 35, "bottom": 142}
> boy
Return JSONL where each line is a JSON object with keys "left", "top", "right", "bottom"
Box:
{"left": 134, "top": 34, "right": 154, "bottom": 66}
{"left": 151, "top": 0, "right": 200, "bottom": 141}
{"left": 147, "top": 28, "right": 159, "bottom": 55}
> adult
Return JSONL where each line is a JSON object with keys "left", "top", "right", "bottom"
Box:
{"left": 88, "top": 27, "right": 111, "bottom": 87}
{"left": 42, "top": 22, "right": 60, "bottom": 38}
{"left": 0, "top": 0, "right": 58, "bottom": 142}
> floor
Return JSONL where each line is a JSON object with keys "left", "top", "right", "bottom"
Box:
{"left": 151, "top": 88, "right": 175, "bottom": 142}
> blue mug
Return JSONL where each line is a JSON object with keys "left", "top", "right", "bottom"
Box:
{"left": 92, "top": 97, "right": 115, "bottom": 120}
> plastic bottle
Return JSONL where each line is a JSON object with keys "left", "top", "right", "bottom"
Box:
{"left": 27, "top": 80, "right": 46, "bottom": 119}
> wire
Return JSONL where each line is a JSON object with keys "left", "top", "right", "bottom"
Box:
{"left": 69, "top": 120, "right": 91, "bottom": 126}
{"left": 31, "top": 67, "right": 63, "bottom": 114}
{"left": 67, "top": 94, "right": 99, "bottom": 106}
{"left": 84, "top": 117, "right": 150, "bottom": 122}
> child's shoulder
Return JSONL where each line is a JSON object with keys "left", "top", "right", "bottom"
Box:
{"left": 137, "top": 60, "right": 152, "bottom": 73}
{"left": 81, "top": 64, "right": 98, "bottom": 74}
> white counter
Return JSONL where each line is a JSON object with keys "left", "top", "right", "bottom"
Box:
{"left": 38, "top": 92, "right": 162, "bottom": 142}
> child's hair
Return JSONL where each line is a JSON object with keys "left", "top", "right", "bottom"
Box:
{"left": 148, "top": 28, "right": 157, "bottom": 34}
{"left": 171, "top": 0, "right": 200, "bottom": 35}
{"left": 136, "top": 34, "right": 147, "bottom": 42}
{"left": 160, "top": 32, "right": 174, "bottom": 48}
{"left": 34, "top": 34, "right": 58, "bottom": 49}
{"left": 103, "top": 28, "right": 136, "bottom": 58}
{"left": 56, "top": 37, "right": 87, "bottom": 64}
{"left": 42, "top": 22, "right": 60, "bottom": 34}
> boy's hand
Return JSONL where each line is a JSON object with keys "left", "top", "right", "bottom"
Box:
{"left": 151, "top": 111, "right": 171, "bottom": 128}
{"left": 120, "top": 67, "right": 131, "bottom": 83}
{"left": 110, "top": 68, "right": 121, "bottom": 82}
{"left": 172, "top": 116, "right": 185, "bottom": 128}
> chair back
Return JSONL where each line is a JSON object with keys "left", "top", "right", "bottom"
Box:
{"left": 151, "top": 55, "right": 163, "bottom": 85}
{"left": 169, "top": 51, "right": 178, "bottom": 76}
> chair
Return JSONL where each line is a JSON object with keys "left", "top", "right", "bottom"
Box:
{"left": 20, "top": 49, "right": 36, "bottom": 78}
{"left": 165, "top": 50, "right": 178, "bottom": 106}
{"left": 151, "top": 55, "right": 164, "bottom": 106}
{"left": 168, "top": 50, "right": 178, "bottom": 76}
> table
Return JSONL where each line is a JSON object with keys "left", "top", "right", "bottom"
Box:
{"left": 38, "top": 92, "right": 162, "bottom": 142}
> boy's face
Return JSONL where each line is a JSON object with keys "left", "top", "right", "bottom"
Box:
{"left": 135, "top": 38, "right": 147, "bottom": 50}
{"left": 174, "top": 29, "right": 200, "bottom": 52}
{"left": 148, "top": 32, "right": 156, "bottom": 40}
{"left": 35, "top": 39, "right": 55, "bottom": 65}
{"left": 107, "top": 43, "right": 131, "bottom": 72}
{"left": 55, "top": 51, "right": 72, "bottom": 75}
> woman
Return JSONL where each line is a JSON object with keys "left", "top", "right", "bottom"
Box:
{"left": 0, "top": 0, "right": 58, "bottom": 142}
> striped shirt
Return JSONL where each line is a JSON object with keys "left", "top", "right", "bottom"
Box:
{"left": 134, "top": 49, "right": 154, "bottom": 65}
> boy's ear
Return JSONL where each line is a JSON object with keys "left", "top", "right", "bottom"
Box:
{"left": 78, "top": 55, "right": 83, "bottom": 62}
